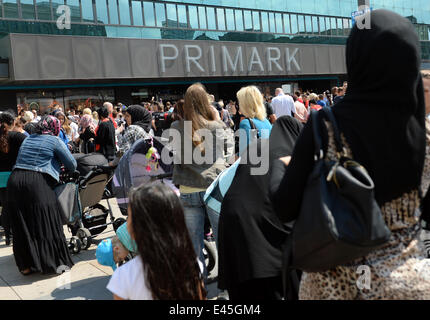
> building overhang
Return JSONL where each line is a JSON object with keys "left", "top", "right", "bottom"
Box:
{"left": 3, "top": 33, "right": 347, "bottom": 82}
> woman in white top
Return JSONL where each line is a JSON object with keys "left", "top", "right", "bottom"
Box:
{"left": 107, "top": 182, "right": 205, "bottom": 300}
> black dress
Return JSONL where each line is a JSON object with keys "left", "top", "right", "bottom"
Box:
{"left": 218, "top": 116, "right": 303, "bottom": 300}
{"left": 0, "top": 131, "right": 26, "bottom": 242}
{"left": 7, "top": 169, "right": 74, "bottom": 274}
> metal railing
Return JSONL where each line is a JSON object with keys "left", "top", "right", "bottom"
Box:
{"left": 0, "top": 0, "right": 429, "bottom": 40}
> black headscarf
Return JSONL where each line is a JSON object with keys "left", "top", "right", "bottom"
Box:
{"left": 332, "top": 9, "right": 426, "bottom": 205}
{"left": 126, "top": 105, "right": 152, "bottom": 133}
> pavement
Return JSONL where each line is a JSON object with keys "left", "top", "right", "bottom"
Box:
{"left": 0, "top": 198, "right": 221, "bottom": 300}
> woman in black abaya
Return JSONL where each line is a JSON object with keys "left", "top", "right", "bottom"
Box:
{"left": 271, "top": 10, "right": 430, "bottom": 299}
{"left": 217, "top": 116, "right": 303, "bottom": 300}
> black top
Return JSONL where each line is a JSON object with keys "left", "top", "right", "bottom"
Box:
{"left": 0, "top": 131, "right": 27, "bottom": 172}
{"left": 95, "top": 119, "right": 116, "bottom": 161}
{"left": 80, "top": 127, "right": 95, "bottom": 141}
{"left": 218, "top": 116, "right": 303, "bottom": 289}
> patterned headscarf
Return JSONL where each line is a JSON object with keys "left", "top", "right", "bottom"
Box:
{"left": 36, "top": 115, "right": 61, "bottom": 136}
{"left": 80, "top": 114, "right": 96, "bottom": 131}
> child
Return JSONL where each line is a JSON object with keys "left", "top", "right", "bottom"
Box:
{"left": 96, "top": 221, "right": 138, "bottom": 270}
{"left": 106, "top": 182, "right": 205, "bottom": 300}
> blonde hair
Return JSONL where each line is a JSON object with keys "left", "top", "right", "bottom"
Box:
{"left": 92, "top": 111, "right": 99, "bottom": 120}
{"left": 422, "top": 70, "right": 430, "bottom": 79}
{"left": 83, "top": 108, "right": 92, "bottom": 116}
{"left": 308, "top": 93, "right": 319, "bottom": 101}
{"left": 236, "top": 86, "right": 266, "bottom": 120}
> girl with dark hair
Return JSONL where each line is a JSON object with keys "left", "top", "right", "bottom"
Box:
{"left": 7, "top": 115, "right": 76, "bottom": 275}
{"left": 0, "top": 112, "right": 26, "bottom": 245}
{"left": 107, "top": 182, "right": 205, "bottom": 300}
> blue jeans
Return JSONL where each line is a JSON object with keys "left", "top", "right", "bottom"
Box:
{"left": 180, "top": 191, "right": 219, "bottom": 277}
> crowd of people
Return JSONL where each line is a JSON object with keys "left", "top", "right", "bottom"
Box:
{"left": 1, "top": 9, "right": 430, "bottom": 300}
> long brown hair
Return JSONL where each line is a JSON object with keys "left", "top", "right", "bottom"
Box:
{"left": 183, "top": 83, "right": 216, "bottom": 148}
{"left": 129, "top": 183, "right": 206, "bottom": 300}
{"left": 0, "top": 112, "right": 15, "bottom": 154}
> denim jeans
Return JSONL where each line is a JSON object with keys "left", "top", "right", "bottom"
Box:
{"left": 180, "top": 191, "right": 219, "bottom": 278}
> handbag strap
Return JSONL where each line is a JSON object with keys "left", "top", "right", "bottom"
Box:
{"left": 247, "top": 118, "right": 261, "bottom": 138}
{"left": 310, "top": 110, "right": 324, "bottom": 161}
{"left": 321, "top": 107, "right": 346, "bottom": 157}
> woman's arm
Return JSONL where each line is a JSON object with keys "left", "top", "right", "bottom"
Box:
{"left": 54, "top": 137, "right": 77, "bottom": 171}
{"left": 270, "top": 116, "right": 319, "bottom": 223}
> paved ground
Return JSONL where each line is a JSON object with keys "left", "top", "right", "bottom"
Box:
{"left": 0, "top": 198, "right": 220, "bottom": 300}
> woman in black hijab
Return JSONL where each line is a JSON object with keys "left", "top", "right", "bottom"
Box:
{"left": 271, "top": 10, "right": 430, "bottom": 299}
{"left": 218, "top": 116, "right": 303, "bottom": 300}
{"left": 117, "top": 105, "right": 153, "bottom": 156}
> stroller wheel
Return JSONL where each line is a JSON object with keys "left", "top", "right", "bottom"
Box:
{"left": 113, "top": 218, "right": 126, "bottom": 233}
{"left": 77, "top": 228, "right": 92, "bottom": 250}
{"left": 69, "top": 236, "right": 82, "bottom": 254}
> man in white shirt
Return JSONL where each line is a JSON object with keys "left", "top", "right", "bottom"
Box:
{"left": 271, "top": 88, "right": 296, "bottom": 118}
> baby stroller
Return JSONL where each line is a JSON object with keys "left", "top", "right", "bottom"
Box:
{"left": 58, "top": 153, "right": 123, "bottom": 254}
{"left": 112, "top": 137, "right": 218, "bottom": 276}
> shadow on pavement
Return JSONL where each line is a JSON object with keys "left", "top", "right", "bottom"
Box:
{"left": 50, "top": 276, "right": 112, "bottom": 300}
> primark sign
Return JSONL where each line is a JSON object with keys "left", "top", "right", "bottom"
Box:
{"left": 5, "top": 34, "right": 346, "bottom": 81}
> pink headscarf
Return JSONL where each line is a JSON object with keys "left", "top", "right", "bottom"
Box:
{"left": 80, "top": 114, "right": 96, "bottom": 131}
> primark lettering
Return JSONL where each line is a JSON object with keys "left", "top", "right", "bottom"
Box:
{"left": 158, "top": 43, "right": 301, "bottom": 75}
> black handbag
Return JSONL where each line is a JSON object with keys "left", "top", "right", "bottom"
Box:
{"left": 282, "top": 107, "right": 391, "bottom": 298}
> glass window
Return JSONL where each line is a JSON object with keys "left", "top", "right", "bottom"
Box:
{"left": 189, "top": 6, "right": 198, "bottom": 29}
{"left": 216, "top": 8, "right": 225, "bottom": 30}
{"left": 290, "top": 14, "right": 298, "bottom": 34}
{"left": 283, "top": 14, "right": 290, "bottom": 34}
{"left": 261, "top": 11, "right": 269, "bottom": 32}
{"left": 319, "top": 16, "right": 326, "bottom": 34}
{"left": 198, "top": 6, "right": 206, "bottom": 29}
{"left": 154, "top": 2, "right": 165, "bottom": 27}
{"left": 298, "top": 15, "right": 305, "bottom": 34}
{"left": 81, "top": 0, "right": 94, "bottom": 22}
{"left": 67, "top": 0, "right": 81, "bottom": 22}
{"left": 118, "top": 0, "right": 130, "bottom": 25}
{"left": 131, "top": 0, "right": 142, "bottom": 26}
{"left": 52, "top": 0, "right": 65, "bottom": 20}
{"left": 143, "top": 2, "right": 154, "bottom": 26}
{"left": 21, "top": 0, "right": 35, "bottom": 19}
{"left": 36, "top": 0, "right": 52, "bottom": 20}
{"left": 343, "top": 18, "right": 350, "bottom": 36}
{"left": 337, "top": 18, "right": 343, "bottom": 36}
{"left": 108, "top": 0, "right": 118, "bottom": 24}
{"left": 96, "top": 0, "right": 108, "bottom": 23}
{"left": 305, "top": 15, "right": 312, "bottom": 33}
{"left": 235, "top": 10, "right": 243, "bottom": 31}
{"left": 207, "top": 7, "right": 216, "bottom": 30}
{"left": 177, "top": 5, "right": 186, "bottom": 26}
{"left": 268, "top": 12, "right": 275, "bottom": 33}
{"left": 325, "top": 17, "right": 331, "bottom": 35}
{"left": 166, "top": 3, "right": 177, "bottom": 27}
{"left": 331, "top": 17, "right": 337, "bottom": 35}
{"left": 225, "top": 9, "right": 234, "bottom": 30}
{"left": 252, "top": 11, "right": 260, "bottom": 31}
{"left": 275, "top": 13, "right": 283, "bottom": 33}
{"left": 312, "top": 16, "right": 319, "bottom": 34}
{"left": 243, "top": 10, "right": 252, "bottom": 30}
{"left": 3, "top": 0, "right": 19, "bottom": 19}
